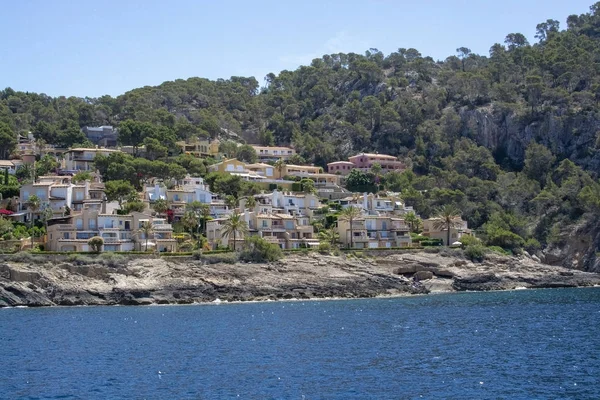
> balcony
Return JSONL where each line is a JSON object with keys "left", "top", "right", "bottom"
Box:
{"left": 54, "top": 224, "right": 75, "bottom": 231}
{"left": 99, "top": 226, "right": 121, "bottom": 231}
{"left": 71, "top": 154, "right": 95, "bottom": 162}
{"left": 153, "top": 224, "right": 173, "bottom": 231}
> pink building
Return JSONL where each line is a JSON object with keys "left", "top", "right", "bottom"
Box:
{"left": 328, "top": 153, "right": 405, "bottom": 175}
{"left": 327, "top": 161, "right": 355, "bottom": 176}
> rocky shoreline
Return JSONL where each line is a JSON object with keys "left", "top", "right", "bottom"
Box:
{"left": 1, "top": 251, "right": 599, "bottom": 307}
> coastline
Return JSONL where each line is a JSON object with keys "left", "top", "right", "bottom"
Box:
{"left": 1, "top": 251, "right": 599, "bottom": 308}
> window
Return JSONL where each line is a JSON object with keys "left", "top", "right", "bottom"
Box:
{"left": 64, "top": 233, "right": 70, "bottom": 239}
{"left": 89, "top": 220, "right": 96, "bottom": 229}
{"left": 262, "top": 220, "right": 268, "bottom": 228}
{"left": 76, "top": 219, "right": 83, "bottom": 229}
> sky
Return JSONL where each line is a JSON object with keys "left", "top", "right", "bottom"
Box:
{"left": 0, "top": 0, "right": 595, "bottom": 98}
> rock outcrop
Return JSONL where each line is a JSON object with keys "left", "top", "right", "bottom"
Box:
{"left": 0, "top": 251, "right": 598, "bottom": 307}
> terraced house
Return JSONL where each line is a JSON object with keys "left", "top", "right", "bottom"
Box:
{"left": 337, "top": 215, "right": 412, "bottom": 249}
{"left": 17, "top": 176, "right": 106, "bottom": 223}
{"left": 46, "top": 211, "right": 176, "bottom": 252}
{"left": 206, "top": 211, "right": 318, "bottom": 250}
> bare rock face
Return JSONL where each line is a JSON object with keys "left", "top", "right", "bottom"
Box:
{"left": 0, "top": 251, "right": 599, "bottom": 307}
{"left": 543, "top": 220, "right": 600, "bottom": 273}
{"left": 414, "top": 271, "right": 433, "bottom": 281}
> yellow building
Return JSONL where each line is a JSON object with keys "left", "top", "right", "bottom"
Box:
{"left": 207, "top": 158, "right": 248, "bottom": 174}
{"left": 177, "top": 138, "right": 220, "bottom": 157}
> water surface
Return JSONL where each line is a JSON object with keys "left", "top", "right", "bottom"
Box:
{"left": 1, "top": 288, "right": 599, "bottom": 399}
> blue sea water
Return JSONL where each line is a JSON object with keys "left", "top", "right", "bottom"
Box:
{"left": 1, "top": 288, "right": 599, "bottom": 400}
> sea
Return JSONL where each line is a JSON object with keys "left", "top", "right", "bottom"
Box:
{"left": 1, "top": 287, "right": 599, "bottom": 399}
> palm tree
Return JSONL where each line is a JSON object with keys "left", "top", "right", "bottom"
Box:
{"left": 338, "top": 206, "right": 363, "bottom": 248}
{"left": 225, "top": 195, "right": 238, "bottom": 210}
{"left": 27, "top": 194, "right": 41, "bottom": 227}
{"left": 245, "top": 196, "right": 257, "bottom": 210}
{"left": 199, "top": 203, "right": 211, "bottom": 235}
{"left": 181, "top": 210, "right": 200, "bottom": 238}
{"left": 404, "top": 211, "right": 420, "bottom": 233}
{"left": 274, "top": 159, "right": 286, "bottom": 179}
{"left": 221, "top": 211, "right": 249, "bottom": 251}
{"left": 152, "top": 198, "right": 169, "bottom": 217}
{"left": 138, "top": 220, "right": 155, "bottom": 252}
{"left": 27, "top": 195, "right": 41, "bottom": 248}
{"left": 318, "top": 226, "right": 340, "bottom": 246}
{"left": 432, "top": 204, "right": 463, "bottom": 246}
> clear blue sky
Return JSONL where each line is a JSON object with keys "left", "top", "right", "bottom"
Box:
{"left": 0, "top": 0, "right": 594, "bottom": 98}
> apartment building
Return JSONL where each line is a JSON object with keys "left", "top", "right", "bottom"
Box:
{"left": 18, "top": 176, "right": 106, "bottom": 222}
{"left": 206, "top": 211, "right": 318, "bottom": 250}
{"left": 336, "top": 193, "right": 415, "bottom": 216}
{"left": 144, "top": 175, "right": 230, "bottom": 220}
{"left": 251, "top": 145, "right": 296, "bottom": 162}
{"left": 62, "top": 147, "right": 122, "bottom": 171}
{"left": 46, "top": 211, "right": 176, "bottom": 252}
{"left": 337, "top": 215, "right": 412, "bottom": 249}
{"left": 274, "top": 164, "right": 341, "bottom": 186}
{"left": 422, "top": 218, "right": 472, "bottom": 245}
{"left": 269, "top": 190, "right": 321, "bottom": 217}
{"left": 328, "top": 153, "right": 405, "bottom": 175}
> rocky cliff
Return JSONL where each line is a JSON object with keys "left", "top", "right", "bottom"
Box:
{"left": 1, "top": 252, "right": 598, "bottom": 307}
{"left": 461, "top": 106, "right": 600, "bottom": 174}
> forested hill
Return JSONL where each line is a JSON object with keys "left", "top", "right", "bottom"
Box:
{"left": 2, "top": 3, "right": 600, "bottom": 269}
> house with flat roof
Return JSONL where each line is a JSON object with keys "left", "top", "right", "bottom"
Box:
{"left": 46, "top": 211, "right": 176, "bottom": 252}
{"left": 18, "top": 176, "right": 106, "bottom": 223}
{"left": 82, "top": 126, "right": 118, "bottom": 147}
{"left": 176, "top": 137, "right": 220, "bottom": 157}
{"left": 63, "top": 147, "right": 122, "bottom": 171}
{"left": 422, "top": 218, "right": 472, "bottom": 245}
{"left": 206, "top": 211, "right": 318, "bottom": 250}
{"left": 337, "top": 215, "right": 412, "bottom": 249}
{"left": 251, "top": 145, "right": 296, "bottom": 162}
{"left": 328, "top": 153, "right": 406, "bottom": 175}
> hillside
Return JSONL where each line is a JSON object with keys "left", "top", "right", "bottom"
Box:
{"left": 1, "top": 4, "right": 600, "bottom": 269}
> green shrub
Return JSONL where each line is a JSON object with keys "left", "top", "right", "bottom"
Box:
{"left": 318, "top": 242, "right": 331, "bottom": 254}
{"left": 459, "top": 235, "right": 480, "bottom": 247}
{"left": 67, "top": 254, "right": 95, "bottom": 265}
{"left": 487, "top": 246, "right": 509, "bottom": 255}
{"left": 465, "top": 244, "right": 486, "bottom": 262}
{"left": 98, "top": 252, "right": 126, "bottom": 268}
{"left": 87, "top": 236, "right": 104, "bottom": 253}
{"left": 7, "top": 252, "right": 44, "bottom": 264}
{"left": 197, "top": 252, "right": 237, "bottom": 264}
{"left": 524, "top": 238, "right": 541, "bottom": 254}
{"left": 420, "top": 239, "right": 443, "bottom": 247}
{"left": 239, "top": 236, "right": 283, "bottom": 263}
{"left": 410, "top": 233, "right": 428, "bottom": 242}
